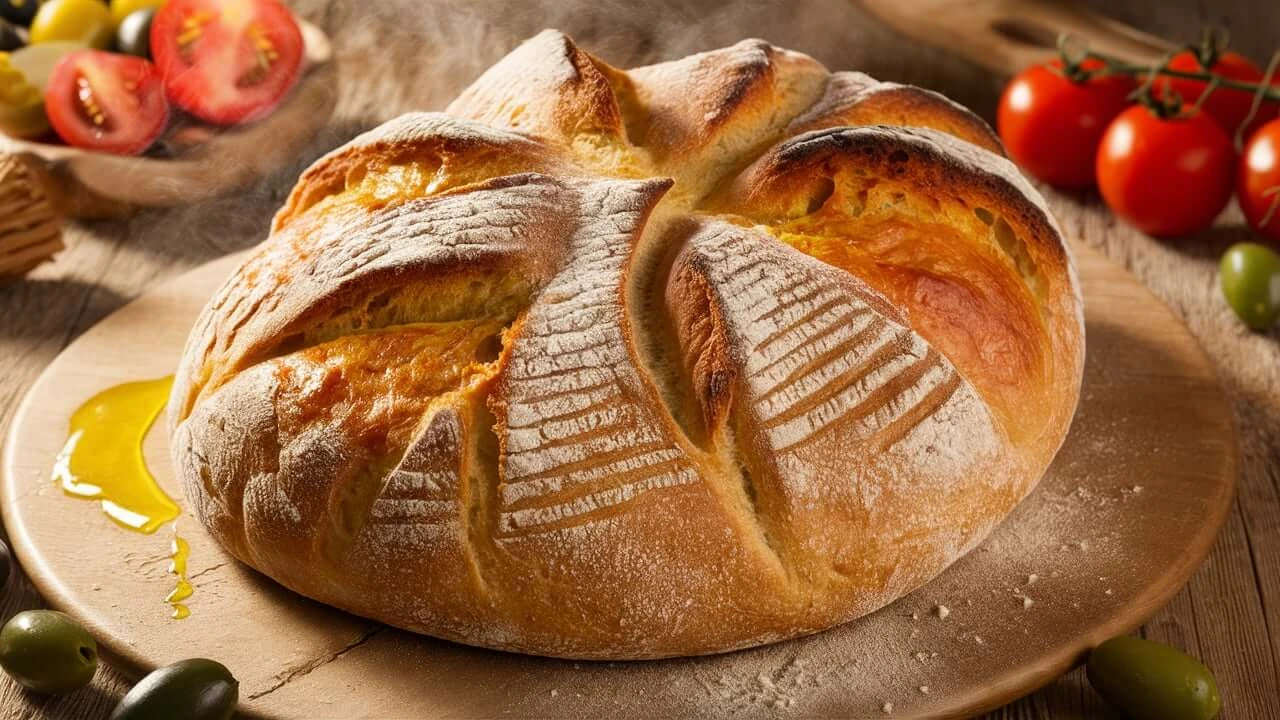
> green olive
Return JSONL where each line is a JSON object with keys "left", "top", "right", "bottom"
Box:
{"left": 0, "top": 0, "right": 40, "bottom": 28}
{"left": 114, "top": 7, "right": 151, "bottom": 58}
{"left": 29, "top": 0, "right": 112, "bottom": 49}
{"left": 0, "top": 51, "right": 50, "bottom": 137}
{"left": 1087, "top": 635, "right": 1220, "bottom": 720}
{"left": 110, "top": 658, "right": 238, "bottom": 720}
{"left": 0, "top": 18, "right": 23, "bottom": 51}
{"left": 0, "top": 610, "right": 98, "bottom": 694}
{"left": 1220, "top": 242, "right": 1280, "bottom": 330}
{"left": 108, "top": 0, "right": 161, "bottom": 27}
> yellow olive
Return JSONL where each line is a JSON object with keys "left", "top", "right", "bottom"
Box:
{"left": 29, "top": 0, "right": 113, "bottom": 49}
{"left": 0, "top": 52, "right": 49, "bottom": 137}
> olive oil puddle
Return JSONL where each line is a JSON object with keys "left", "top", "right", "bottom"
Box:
{"left": 52, "top": 377, "right": 194, "bottom": 619}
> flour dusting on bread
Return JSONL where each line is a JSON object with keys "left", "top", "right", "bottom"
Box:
{"left": 170, "top": 30, "right": 1084, "bottom": 659}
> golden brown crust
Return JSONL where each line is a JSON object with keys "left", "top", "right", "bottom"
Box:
{"left": 717, "top": 126, "right": 1082, "bottom": 445}
{"left": 274, "top": 114, "right": 565, "bottom": 230}
{"left": 445, "top": 30, "right": 628, "bottom": 146}
{"left": 788, "top": 72, "right": 1006, "bottom": 155}
{"left": 170, "top": 31, "right": 1084, "bottom": 659}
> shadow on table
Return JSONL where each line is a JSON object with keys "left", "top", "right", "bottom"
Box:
{"left": 0, "top": 280, "right": 125, "bottom": 340}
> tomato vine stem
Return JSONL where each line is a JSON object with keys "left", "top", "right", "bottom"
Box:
{"left": 1077, "top": 52, "right": 1280, "bottom": 102}
{"left": 1054, "top": 30, "right": 1280, "bottom": 103}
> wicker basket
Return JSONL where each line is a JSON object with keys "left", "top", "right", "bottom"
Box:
{"left": 0, "top": 153, "right": 63, "bottom": 279}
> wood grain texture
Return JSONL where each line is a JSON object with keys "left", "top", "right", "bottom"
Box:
{"left": 0, "top": 0, "right": 1274, "bottom": 717}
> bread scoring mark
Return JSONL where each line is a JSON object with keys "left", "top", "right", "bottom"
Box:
{"left": 871, "top": 370, "right": 964, "bottom": 452}
{"left": 498, "top": 467, "right": 699, "bottom": 536}
{"left": 752, "top": 315, "right": 888, "bottom": 401}
{"left": 500, "top": 447, "right": 685, "bottom": 506}
{"left": 361, "top": 415, "right": 464, "bottom": 541}
{"left": 755, "top": 321, "right": 903, "bottom": 417}
{"left": 503, "top": 380, "right": 621, "bottom": 425}
{"left": 502, "top": 440, "right": 672, "bottom": 489}
{"left": 761, "top": 337, "right": 921, "bottom": 432}
{"left": 494, "top": 178, "right": 701, "bottom": 537}
{"left": 505, "top": 387, "right": 627, "bottom": 430}
{"left": 507, "top": 404, "right": 637, "bottom": 453}
{"left": 173, "top": 174, "right": 573, "bottom": 421}
{"left": 770, "top": 348, "right": 950, "bottom": 456}
{"left": 274, "top": 113, "right": 559, "bottom": 232}
{"left": 712, "top": 124, "right": 1084, "bottom": 442}
{"left": 754, "top": 282, "right": 841, "bottom": 322}
{"left": 672, "top": 218, "right": 993, "bottom": 484}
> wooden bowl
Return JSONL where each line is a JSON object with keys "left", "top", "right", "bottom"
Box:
{"left": 0, "top": 20, "right": 337, "bottom": 220}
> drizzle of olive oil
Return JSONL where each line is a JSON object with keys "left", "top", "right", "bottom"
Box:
{"left": 166, "top": 535, "right": 193, "bottom": 620}
{"left": 52, "top": 377, "right": 178, "bottom": 533}
{"left": 52, "top": 376, "right": 195, "bottom": 619}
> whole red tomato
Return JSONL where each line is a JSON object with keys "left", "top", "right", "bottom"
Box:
{"left": 998, "top": 59, "right": 1135, "bottom": 189}
{"left": 1239, "top": 118, "right": 1280, "bottom": 241}
{"left": 1163, "top": 50, "right": 1280, "bottom": 139}
{"left": 1096, "top": 105, "right": 1236, "bottom": 237}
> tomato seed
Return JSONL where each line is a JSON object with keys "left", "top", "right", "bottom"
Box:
{"left": 74, "top": 75, "right": 110, "bottom": 131}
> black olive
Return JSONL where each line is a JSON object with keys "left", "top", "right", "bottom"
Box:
{"left": 0, "top": 0, "right": 38, "bottom": 27}
{"left": 0, "top": 18, "right": 21, "bottom": 51}
{"left": 0, "top": 538, "right": 10, "bottom": 588}
{"left": 114, "top": 7, "right": 152, "bottom": 59}
{"left": 109, "top": 658, "right": 238, "bottom": 720}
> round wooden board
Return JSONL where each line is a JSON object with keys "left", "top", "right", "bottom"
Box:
{"left": 1, "top": 240, "right": 1236, "bottom": 719}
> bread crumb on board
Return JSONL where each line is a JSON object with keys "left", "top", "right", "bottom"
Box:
{"left": 882, "top": 701, "right": 894, "bottom": 713}
{"left": 934, "top": 604, "right": 950, "bottom": 620}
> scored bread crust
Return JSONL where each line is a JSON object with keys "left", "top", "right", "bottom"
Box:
{"left": 169, "top": 30, "right": 1084, "bottom": 659}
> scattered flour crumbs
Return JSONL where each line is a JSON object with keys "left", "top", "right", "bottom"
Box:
{"left": 677, "top": 362, "right": 1158, "bottom": 717}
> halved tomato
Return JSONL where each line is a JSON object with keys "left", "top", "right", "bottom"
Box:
{"left": 150, "top": 0, "right": 303, "bottom": 125}
{"left": 45, "top": 50, "right": 169, "bottom": 155}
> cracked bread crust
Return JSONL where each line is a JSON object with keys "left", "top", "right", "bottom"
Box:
{"left": 169, "top": 30, "right": 1084, "bottom": 659}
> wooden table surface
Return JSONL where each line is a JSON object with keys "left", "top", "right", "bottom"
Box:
{"left": 0, "top": 1, "right": 1276, "bottom": 717}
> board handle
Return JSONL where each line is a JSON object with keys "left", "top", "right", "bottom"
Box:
{"left": 859, "top": 0, "right": 1176, "bottom": 76}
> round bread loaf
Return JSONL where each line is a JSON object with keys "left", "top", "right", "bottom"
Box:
{"left": 169, "top": 30, "right": 1084, "bottom": 659}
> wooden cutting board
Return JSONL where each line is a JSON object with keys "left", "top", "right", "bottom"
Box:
{"left": 0, "top": 239, "right": 1235, "bottom": 719}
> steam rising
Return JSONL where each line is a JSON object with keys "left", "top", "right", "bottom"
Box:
{"left": 103, "top": 0, "right": 1001, "bottom": 272}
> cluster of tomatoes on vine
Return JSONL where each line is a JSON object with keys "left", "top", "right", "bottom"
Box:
{"left": 997, "top": 32, "right": 1280, "bottom": 330}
